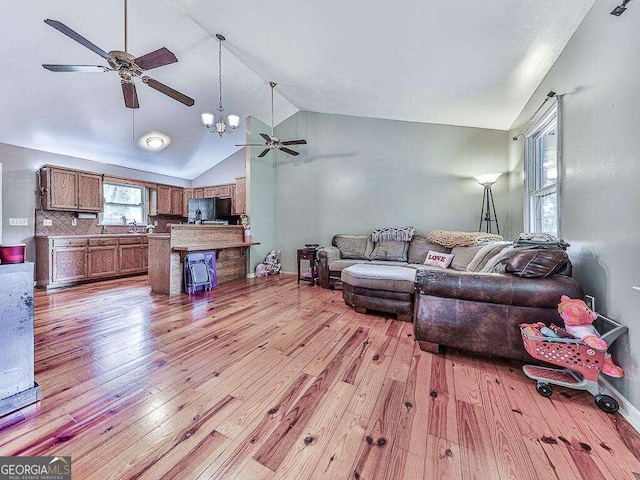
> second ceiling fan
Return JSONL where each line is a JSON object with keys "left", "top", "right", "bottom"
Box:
{"left": 236, "top": 82, "right": 306, "bottom": 157}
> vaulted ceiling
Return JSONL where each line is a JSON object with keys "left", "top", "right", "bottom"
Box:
{"left": 0, "top": 0, "right": 594, "bottom": 179}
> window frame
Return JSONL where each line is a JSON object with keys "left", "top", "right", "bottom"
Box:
{"left": 524, "top": 99, "right": 562, "bottom": 236}
{"left": 100, "top": 182, "right": 148, "bottom": 226}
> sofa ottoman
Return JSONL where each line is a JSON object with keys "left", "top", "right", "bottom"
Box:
{"left": 341, "top": 264, "right": 416, "bottom": 321}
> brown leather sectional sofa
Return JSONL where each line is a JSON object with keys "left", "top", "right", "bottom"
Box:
{"left": 318, "top": 233, "right": 583, "bottom": 361}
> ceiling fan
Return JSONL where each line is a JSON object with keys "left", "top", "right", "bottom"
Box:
{"left": 235, "top": 82, "right": 306, "bottom": 157}
{"left": 41, "top": 0, "right": 194, "bottom": 109}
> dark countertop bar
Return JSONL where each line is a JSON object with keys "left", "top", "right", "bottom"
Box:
{"left": 172, "top": 241, "right": 260, "bottom": 252}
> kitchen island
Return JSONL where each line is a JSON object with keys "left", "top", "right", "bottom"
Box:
{"left": 147, "top": 224, "right": 259, "bottom": 295}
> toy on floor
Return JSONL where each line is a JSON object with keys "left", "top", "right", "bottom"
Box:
{"left": 557, "top": 295, "right": 624, "bottom": 378}
{"left": 255, "top": 249, "right": 282, "bottom": 277}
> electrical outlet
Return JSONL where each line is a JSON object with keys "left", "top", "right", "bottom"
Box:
{"left": 154, "top": 221, "right": 158, "bottom": 226}
{"left": 585, "top": 295, "right": 596, "bottom": 312}
{"left": 71, "top": 218, "right": 78, "bottom": 226}
{"left": 43, "top": 219, "right": 53, "bottom": 227}
{"left": 9, "top": 218, "right": 28, "bottom": 226}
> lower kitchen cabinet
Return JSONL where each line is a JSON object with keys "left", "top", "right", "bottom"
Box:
{"left": 51, "top": 247, "right": 87, "bottom": 283}
{"left": 36, "top": 235, "right": 149, "bottom": 289}
{"left": 88, "top": 245, "right": 119, "bottom": 278}
{"left": 120, "top": 243, "right": 146, "bottom": 274}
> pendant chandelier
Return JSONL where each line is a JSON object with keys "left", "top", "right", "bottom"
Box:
{"left": 201, "top": 34, "right": 240, "bottom": 137}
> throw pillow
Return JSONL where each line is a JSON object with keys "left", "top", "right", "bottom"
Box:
{"left": 505, "top": 248, "right": 569, "bottom": 278}
{"left": 467, "top": 242, "right": 511, "bottom": 272}
{"left": 424, "top": 250, "right": 454, "bottom": 269}
{"left": 370, "top": 241, "right": 409, "bottom": 262}
{"left": 450, "top": 245, "right": 484, "bottom": 271}
{"left": 407, "top": 235, "right": 449, "bottom": 264}
{"left": 371, "top": 226, "right": 415, "bottom": 243}
{"left": 332, "top": 235, "right": 374, "bottom": 260}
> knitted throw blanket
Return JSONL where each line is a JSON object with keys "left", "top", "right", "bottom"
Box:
{"left": 371, "top": 226, "right": 415, "bottom": 243}
{"left": 427, "top": 230, "right": 504, "bottom": 248}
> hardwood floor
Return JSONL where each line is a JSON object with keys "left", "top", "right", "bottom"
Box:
{"left": 1, "top": 274, "right": 639, "bottom": 479}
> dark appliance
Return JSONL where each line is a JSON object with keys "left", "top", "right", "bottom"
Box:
{"left": 188, "top": 197, "right": 232, "bottom": 223}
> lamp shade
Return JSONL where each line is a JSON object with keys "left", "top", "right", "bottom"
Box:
{"left": 474, "top": 172, "right": 502, "bottom": 186}
{"left": 227, "top": 114, "right": 240, "bottom": 128}
{"left": 200, "top": 112, "right": 214, "bottom": 128}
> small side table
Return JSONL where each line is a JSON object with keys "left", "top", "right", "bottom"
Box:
{"left": 297, "top": 248, "right": 318, "bottom": 285}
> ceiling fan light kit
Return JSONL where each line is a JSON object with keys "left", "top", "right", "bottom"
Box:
{"left": 201, "top": 34, "right": 240, "bottom": 137}
{"left": 41, "top": 0, "right": 195, "bottom": 109}
{"left": 235, "top": 81, "right": 307, "bottom": 157}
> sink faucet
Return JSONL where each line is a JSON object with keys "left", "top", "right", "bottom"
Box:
{"left": 129, "top": 220, "right": 137, "bottom": 233}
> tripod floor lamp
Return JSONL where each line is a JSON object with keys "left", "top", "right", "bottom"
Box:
{"left": 475, "top": 173, "right": 502, "bottom": 234}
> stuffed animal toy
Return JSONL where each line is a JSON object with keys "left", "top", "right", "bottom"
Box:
{"left": 557, "top": 295, "right": 623, "bottom": 378}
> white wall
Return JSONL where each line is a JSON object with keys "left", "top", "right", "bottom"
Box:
{"left": 0, "top": 142, "right": 189, "bottom": 261}
{"left": 273, "top": 111, "right": 510, "bottom": 272}
{"left": 508, "top": 1, "right": 640, "bottom": 408}
{"left": 192, "top": 148, "right": 247, "bottom": 187}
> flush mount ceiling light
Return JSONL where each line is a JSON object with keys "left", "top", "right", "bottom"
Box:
{"left": 145, "top": 136, "right": 164, "bottom": 149}
{"left": 201, "top": 34, "right": 240, "bottom": 137}
{"left": 138, "top": 131, "right": 171, "bottom": 151}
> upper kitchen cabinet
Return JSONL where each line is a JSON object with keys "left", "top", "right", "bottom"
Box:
{"left": 39, "top": 166, "right": 103, "bottom": 212}
{"left": 156, "top": 185, "right": 184, "bottom": 216}
{"left": 233, "top": 177, "right": 246, "bottom": 215}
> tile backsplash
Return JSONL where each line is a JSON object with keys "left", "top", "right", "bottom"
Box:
{"left": 34, "top": 210, "right": 186, "bottom": 236}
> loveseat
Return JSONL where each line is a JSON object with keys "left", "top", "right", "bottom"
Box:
{"left": 317, "top": 232, "right": 584, "bottom": 361}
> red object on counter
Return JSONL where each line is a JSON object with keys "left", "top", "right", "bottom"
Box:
{"left": 0, "top": 244, "right": 26, "bottom": 264}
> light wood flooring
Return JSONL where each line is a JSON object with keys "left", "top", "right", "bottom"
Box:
{"left": 1, "top": 274, "right": 639, "bottom": 479}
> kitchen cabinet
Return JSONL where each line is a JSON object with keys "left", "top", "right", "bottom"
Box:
{"left": 52, "top": 246, "right": 87, "bottom": 283}
{"left": 36, "top": 235, "right": 150, "bottom": 289}
{"left": 119, "top": 243, "right": 146, "bottom": 273}
{"left": 88, "top": 244, "right": 119, "bottom": 278}
{"left": 233, "top": 177, "right": 246, "bottom": 215}
{"left": 183, "top": 188, "right": 194, "bottom": 217}
{"left": 171, "top": 188, "right": 183, "bottom": 215}
{"left": 78, "top": 172, "right": 103, "bottom": 211}
{"left": 204, "top": 184, "right": 232, "bottom": 198}
{"left": 40, "top": 166, "right": 103, "bottom": 212}
{"left": 194, "top": 188, "right": 205, "bottom": 199}
{"left": 157, "top": 185, "right": 184, "bottom": 215}
{"left": 157, "top": 185, "right": 172, "bottom": 215}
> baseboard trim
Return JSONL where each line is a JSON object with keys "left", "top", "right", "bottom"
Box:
{"left": 600, "top": 378, "right": 640, "bottom": 433}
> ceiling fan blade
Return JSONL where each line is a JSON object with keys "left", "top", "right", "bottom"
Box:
{"left": 280, "top": 139, "right": 307, "bottom": 146}
{"left": 135, "top": 47, "right": 178, "bottom": 71}
{"left": 258, "top": 148, "right": 271, "bottom": 158}
{"left": 234, "top": 144, "right": 266, "bottom": 147}
{"left": 259, "top": 133, "right": 272, "bottom": 143}
{"left": 42, "top": 64, "right": 109, "bottom": 73}
{"left": 142, "top": 76, "right": 194, "bottom": 107}
{"left": 44, "top": 19, "right": 110, "bottom": 60}
{"left": 122, "top": 81, "right": 139, "bottom": 109}
{"left": 279, "top": 147, "right": 300, "bottom": 156}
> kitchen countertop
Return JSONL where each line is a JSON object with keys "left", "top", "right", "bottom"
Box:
{"left": 167, "top": 224, "right": 244, "bottom": 229}
{"left": 35, "top": 233, "right": 152, "bottom": 239}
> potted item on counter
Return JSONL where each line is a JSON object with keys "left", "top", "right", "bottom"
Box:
{"left": 0, "top": 244, "right": 26, "bottom": 264}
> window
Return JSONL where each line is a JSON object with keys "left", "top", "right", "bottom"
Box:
{"left": 101, "top": 183, "right": 147, "bottom": 225}
{"left": 525, "top": 103, "right": 560, "bottom": 236}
